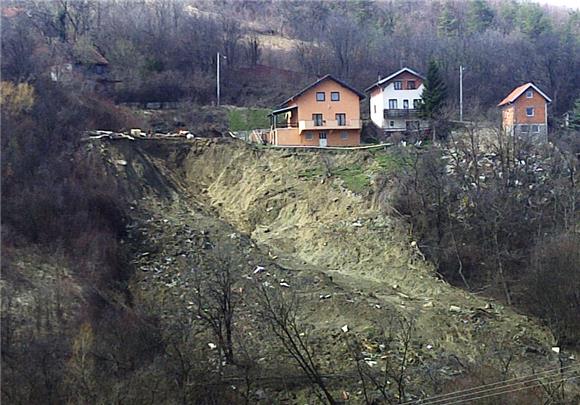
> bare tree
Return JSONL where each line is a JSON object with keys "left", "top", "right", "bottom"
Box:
{"left": 193, "top": 257, "right": 236, "bottom": 365}
{"left": 349, "top": 314, "right": 416, "bottom": 404}
{"left": 257, "top": 285, "right": 336, "bottom": 404}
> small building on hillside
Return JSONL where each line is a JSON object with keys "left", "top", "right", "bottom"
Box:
{"left": 267, "top": 74, "right": 364, "bottom": 147}
{"left": 365, "top": 67, "right": 428, "bottom": 135}
{"left": 498, "top": 82, "right": 551, "bottom": 141}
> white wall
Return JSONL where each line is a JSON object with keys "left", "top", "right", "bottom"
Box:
{"left": 370, "top": 91, "right": 383, "bottom": 127}
{"left": 381, "top": 83, "right": 424, "bottom": 110}
{"left": 369, "top": 82, "right": 426, "bottom": 130}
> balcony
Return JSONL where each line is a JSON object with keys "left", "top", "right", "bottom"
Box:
{"left": 299, "top": 119, "right": 361, "bottom": 131}
{"left": 384, "top": 109, "right": 420, "bottom": 118}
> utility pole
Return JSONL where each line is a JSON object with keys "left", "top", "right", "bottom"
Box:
{"left": 459, "top": 65, "right": 465, "bottom": 122}
{"left": 217, "top": 52, "right": 221, "bottom": 106}
{"left": 216, "top": 52, "right": 227, "bottom": 106}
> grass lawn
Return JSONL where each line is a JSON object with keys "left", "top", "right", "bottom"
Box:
{"left": 228, "top": 107, "right": 270, "bottom": 131}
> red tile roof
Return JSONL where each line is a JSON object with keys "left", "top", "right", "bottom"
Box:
{"left": 498, "top": 82, "right": 552, "bottom": 107}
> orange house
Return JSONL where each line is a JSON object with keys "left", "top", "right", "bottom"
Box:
{"left": 267, "top": 75, "right": 364, "bottom": 147}
{"left": 498, "top": 82, "right": 551, "bottom": 141}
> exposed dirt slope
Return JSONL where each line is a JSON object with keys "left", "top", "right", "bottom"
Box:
{"left": 97, "top": 138, "right": 565, "bottom": 402}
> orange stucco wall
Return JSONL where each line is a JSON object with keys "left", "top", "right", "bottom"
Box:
{"left": 512, "top": 89, "right": 547, "bottom": 125}
{"left": 293, "top": 80, "right": 361, "bottom": 123}
{"left": 275, "top": 128, "right": 360, "bottom": 147}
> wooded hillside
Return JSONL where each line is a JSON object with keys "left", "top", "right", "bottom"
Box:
{"left": 2, "top": 0, "right": 579, "bottom": 114}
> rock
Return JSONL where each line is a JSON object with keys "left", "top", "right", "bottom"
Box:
{"left": 449, "top": 305, "right": 461, "bottom": 313}
{"left": 114, "top": 159, "right": 128, "bottom": 166}
{"left": 423, "top": 301, "right": 434, "bottom": 308}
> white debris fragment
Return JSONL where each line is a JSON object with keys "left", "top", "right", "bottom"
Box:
{"left": 208, "top": 343, "right": 217, "bottom": 350}
{"left": 552, "top": 347, "right": 560, "bottom": 354}
{"left": 341, "top": 324, "right": 349, "bottom": 333}
{"left": 279, "top": 282, "right": 290, "bottom": 288}
{"left": 253, "top": 266, "right": 265, "bottom": 274}
{"left": 449, "top": 305, "right": 461, "bottom": 313}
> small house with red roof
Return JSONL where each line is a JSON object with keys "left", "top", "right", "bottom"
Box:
{"left": 498, "top": 83, "right": 551, "bottom": 140}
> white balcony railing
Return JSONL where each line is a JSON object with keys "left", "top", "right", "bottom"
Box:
{"left": 299, "top": 119, "right": 361, "bottom": 131}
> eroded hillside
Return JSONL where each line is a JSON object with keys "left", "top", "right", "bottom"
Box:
{"left": 91, "top": 137, "right": 572, "bottom": 402}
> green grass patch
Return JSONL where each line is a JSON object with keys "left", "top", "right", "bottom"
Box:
{"left": 332, "top": 165, "right": 370, "bottom": 194}
{"left": 228, "top": 107, "right": 270, "bottom": 131}
{"left": 369, "top": 149, "right": 412, "bottom": 174}
{"left": 297, "top": 167, "right": 324, "bottom": 180}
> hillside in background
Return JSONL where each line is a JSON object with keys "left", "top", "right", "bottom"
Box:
{"left": 1, "top": 0, "right": 579, "bottom": 116}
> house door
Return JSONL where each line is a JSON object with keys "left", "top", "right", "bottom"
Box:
{"left": 318, "top": 132, "right": 327, "bottom": 147}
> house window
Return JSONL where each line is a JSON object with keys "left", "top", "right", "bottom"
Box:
{"left": 526, "top": 107, "right": 534, "bottom": 116}
{"left": 413, "top": 99, "right": 421, "bottom": 109}
{"left": 374, "top": 105, "right": 377, "bottom": 114}
{"left": 389, "top": 121, "right": 395, "bottom": 127}
{"left": 305, "top": 133, "right": 314, "bottom": 140}
{"left": 531, "top": 125, "right": 539, "bottom": 132}
{"left": 403, "top": 100, "right": 409, "bottom": 109}
{"left": 521, "top": 125, "right": 530, "bottom": 132}
{"left": 407, "top": 80, "right": 416, "bottom": 90}
{"left": 526, "top": 90, "right": 533, "bottom": 98}
{"left": 388, "top": 99, "right": 398, "bottom": 109}
{"left": 318, "top": 132, "right": 327, "bottom": 139}
{"left": 336, "top": 113, "right": 346, "bottom": 126}
{"left": 394, "top": 81, "right": 403, "bottom": 90}
{"left": 316, "top": 92, "right": 325, "bottom": 101}
{"left": 331, "top": 91, "right": 340, "bottom": 101}
{"left": 340, "top": 131, "right": 348, "bottom": 140}
{"left": 313, "top": 113, "right": 323, "bottom": 126}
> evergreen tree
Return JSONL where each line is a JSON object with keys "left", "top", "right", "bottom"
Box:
{"left": 438, "top": 3, "right": 459, "bottom": 37}
{"left": 420, "top": 60, "right": 448, "bottom": 142}
{"left": 467, "top": 0, "right": 495, "bottom": 34}
{"left": 518, "top": 3, "right": 551, "bottom": 38}
{"left": 420, "top": 60, "right": 448, "bottom": 120}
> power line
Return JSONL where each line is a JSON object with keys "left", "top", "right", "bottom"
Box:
{"left": 403, "top": 364, "right": 579, "bottom": 405}
{"left": 439, "top": 375, "right": 577, "bottom": 405}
